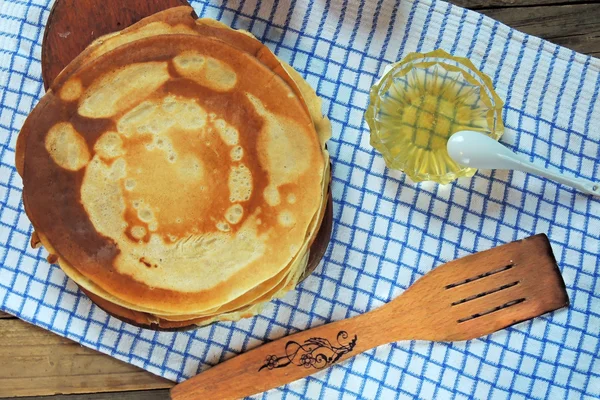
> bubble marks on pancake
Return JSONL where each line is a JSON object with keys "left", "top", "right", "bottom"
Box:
{"left": 213, "top": 118, "right": 239, "bottom": 146}
{"left": 106, "top": 95, "right": 214, "bottom": 239}
{"left": 131, "top": 225, "right": 147, "bottom": 240}
{"left": 45, "top": 122, "right": 90, "bottom": 171}
{"left": 229, "top": 164, "right": 252, "bottom": 203}
{"left": 47, "top": 57, "right": 309, "bottom": 250}
{"left": 173, "top": 51, "right": 237, "bottom": 92}
{"left": 80, "top": 117, "right": 268, "bottom": 292}
{"left": 81, "top": 156, "right": 127, "bottom": 239}
{"left": 117, "top": 96, "right": 208, "bottom": 139}
{"left": 246, "top": 93, "right": 311, "bottom": 210}
{"left": 59, "top": 78, "right": 83, "bottom": 101}
{"left": 278, "top": 210, "right": 295, "bottom": 227}
{"left": 225, "top": 204, "right": 244, "bottom": 225}
{"left": 230, "top": 145, "right": 243, "bottom": 161}
{"left": 78, "top": 62, "right": 170, "bottom": 119}
{"left": 94, "top": 131, "right": 124, "bottom": 159}
{"left": 79, "top": 83, "right": 257, "bottom": 248}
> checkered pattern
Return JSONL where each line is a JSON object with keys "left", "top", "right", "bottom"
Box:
{"left": 1, "top": 0, "right": 599, "bottom": 398}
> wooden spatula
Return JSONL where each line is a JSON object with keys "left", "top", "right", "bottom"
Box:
{"left": 170, "top": 233, "right": 568, "bottom": 400}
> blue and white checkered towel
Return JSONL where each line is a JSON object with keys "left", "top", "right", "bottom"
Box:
{"left": 1, "top": 0, "right": 599, "bottom": 398}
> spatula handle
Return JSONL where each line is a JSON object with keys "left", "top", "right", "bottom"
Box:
{"left": 170, "top": 311, "right": 387, "bottom": 400}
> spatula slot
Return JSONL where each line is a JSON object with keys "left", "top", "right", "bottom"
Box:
{"left": 451, "top": 281, "right": 520, "bottom": 306}
{"left": 445, "top": 263, "right": 514, "bottom": 289}
{"left": 457, "top": 297, "right": 526, "bottom": 323}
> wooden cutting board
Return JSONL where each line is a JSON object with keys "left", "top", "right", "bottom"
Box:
{"left": 41, "top": 0, "right": 192, "bottom": 88}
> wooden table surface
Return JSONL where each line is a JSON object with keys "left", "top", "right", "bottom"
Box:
{"left": 1, "top": 1, "right": 598, "bottom": 399}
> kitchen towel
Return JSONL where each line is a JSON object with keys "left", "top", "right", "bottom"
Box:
{"left": 1, "top": 0, "right": 599, "bottom": 398}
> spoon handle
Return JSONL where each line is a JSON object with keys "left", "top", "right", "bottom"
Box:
{"left": 509, "top": 153, "right": 600, "bottom": 196}
{"left": 447, "top": 130, "right": 600, "bottom": 197}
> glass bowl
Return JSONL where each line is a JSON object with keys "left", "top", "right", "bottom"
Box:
{"left": 365, "top": 49, "right": 504, "bottom": 184}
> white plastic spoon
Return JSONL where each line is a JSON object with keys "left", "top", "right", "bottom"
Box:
{"left": 447, "top": 130, "right": 600, "bottom": 197}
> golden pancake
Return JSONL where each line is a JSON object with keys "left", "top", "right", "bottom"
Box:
{"left": 18, "top": 8, "right": 332, "bottom": 325}
{"left": 80, "top": 251, "right": 310, "bottom": 328}
{"left": 20, "top": 34, "right": 325, "bottom": 314}
{"left": 27, "top": 67, "right": 329, "bottom": 321}
{"left": 33, "top": 58, "right": 329, "bottom": 319}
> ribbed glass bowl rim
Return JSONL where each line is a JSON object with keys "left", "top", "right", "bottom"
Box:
{"left": 365, "top": 49, "right": 505, "bottom": 184}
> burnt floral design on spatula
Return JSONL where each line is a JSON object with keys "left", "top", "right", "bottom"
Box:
{"left": 259, "top": 331, "right": 357, "bottom": 371}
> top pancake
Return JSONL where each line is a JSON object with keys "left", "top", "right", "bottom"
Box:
{"left": 19, "top": 7, "right": 331, "bottom": 320}
{"left": 20, "top": 33, "right": 325, "bottom": 314}
{"left": 16, "top": 6, "right": 314, "bottom": 176}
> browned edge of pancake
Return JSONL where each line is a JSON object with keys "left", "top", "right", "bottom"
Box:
{"left": 83, "top": 288, "right": 199, "bottom": 331}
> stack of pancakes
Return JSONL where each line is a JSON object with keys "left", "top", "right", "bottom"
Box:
{"left": 16, "top": 7, "right": 331, "bottom": 329}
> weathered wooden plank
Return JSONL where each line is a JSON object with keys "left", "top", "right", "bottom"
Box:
{"left": 0, "top": 311, "right": 14, "bottom": 319}
{"left": 0, "top": 319, "right": 173, "bottom": 398}
{"left": 15, "top": 389, "right": 170, "bottom": 400}
{"left": 477, "top": 4, "right": 600, "bottom": 57}
{"left": 449, "top": 2, "right": 600, "bottom": 57}
{"left": 453, "top": 0, "right": 589, "bottom": 8}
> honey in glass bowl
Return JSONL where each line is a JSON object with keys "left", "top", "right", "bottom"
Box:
{"left": 366, "top": 49, "right": 504, "bottom": 184}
